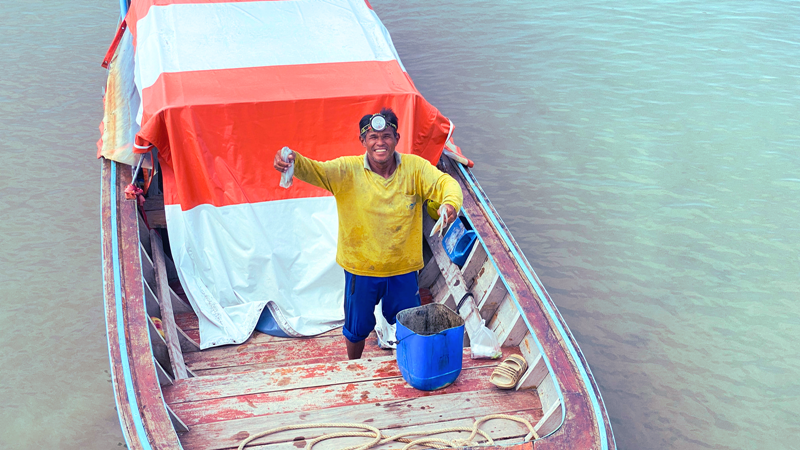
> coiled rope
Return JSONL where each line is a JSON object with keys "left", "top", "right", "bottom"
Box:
{"left": 237, "top": 413, "right": 538, "bottom": 450}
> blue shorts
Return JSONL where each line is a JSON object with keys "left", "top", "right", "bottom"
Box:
{"left": 342, "top": 270, "right": 420, "bottom": 343}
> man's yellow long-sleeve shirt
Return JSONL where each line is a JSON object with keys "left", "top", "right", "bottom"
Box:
{"left": 294, "top": 151, "right": 463, "bottom": 277}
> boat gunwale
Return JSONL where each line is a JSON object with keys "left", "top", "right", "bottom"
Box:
{"left": 102, "top": 157, "right": 184, "bottom": 450}
{"left": 440, "top": 158, "right": 615, "bottom": 449}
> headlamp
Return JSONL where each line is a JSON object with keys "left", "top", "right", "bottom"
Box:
{"left": 360, "top": 113, "right": 397, "bottom": 135}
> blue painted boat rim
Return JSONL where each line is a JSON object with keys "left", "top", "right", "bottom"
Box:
{"left": 101, "top": 163, "right": 131, "bottom": 447}
{"left": 109, "top": 161, "right": 154, "bottom": 450}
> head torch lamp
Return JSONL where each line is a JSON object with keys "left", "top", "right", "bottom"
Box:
{"left": 361, "top": 113, "right": 397, "bottom": 135}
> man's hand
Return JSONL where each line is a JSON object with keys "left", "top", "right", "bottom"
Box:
{"left": 273, "top": 148, "right": 295, "bottom": 172}
{"left": 440, "top": 203, "right": 457, "bottom": 228}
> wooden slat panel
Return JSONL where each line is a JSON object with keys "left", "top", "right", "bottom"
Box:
{"left": 169, "top": 287, "right": 194, "bottom": 314}
{"left": 429, "top": 273, "right": 449, "bottom": 305}
{"left": 488, "top": 296, "right": 528, "bottom": 347}
{"left": 178, "top": 326, "right": 201, "bottom": 353}
{"left": 417, "top": 260, "right": 440, "bottom": 289}
{"left": 137, "top": 210, "right": 151, "bottom": 258}
{"left": 155, "top": 357, "right": 174, "bottom": 386}
{"left": 536, "top": 372, "right": 559, "bottom": 415}
{"left": 151, "top": 229, "right": 189, "bottom": 380}
{"left": 480, "top": 279, "right": 509, "bottom": 323}
{"left": 143, "top": 278, "right": 161, "bottom": 320}
{"left": 166, "top": 404, "right": 189, "bottom": 433}
{"left": 461, "top": 241, "right": 488, "bottom": 288}
{"left": 139, "top": 242, "right": 156, "bottom": 290}
{"left": 517, "top": 352, "right": 548, "bottom": 391}
{"left": 148, "top": 316, "right": 173, "bottom": 377}
{"left": 174, "top": 312, "right": 198, "bottom": 331}
{"left": 166, "top": 347, "right": 516, "bottom": 404}
{"left": 181, "top": 327, "right": 344, "bottom": 352}
{"left": 534, "top": 400, "right": 562, "bottom": 437}
{"left": 171, "top": 366, "right": 501, "bottom": 426}
{"left": 186, "top": 336, "right": 390, "bottom": 376}
{"left": 178, "top": 389, "right": 541, "bottom": 450}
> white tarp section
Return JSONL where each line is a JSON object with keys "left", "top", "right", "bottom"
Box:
{"left": 165, "top": 198, "right": 344, "bottom": 348}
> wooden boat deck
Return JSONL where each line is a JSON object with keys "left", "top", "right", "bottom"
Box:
{"left": 166, "top": 313, "right": 542, "bottom": 449}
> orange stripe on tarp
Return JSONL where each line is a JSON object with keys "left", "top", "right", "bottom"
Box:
{"left": 135, "top": 61, "right": 451, "bottom": 209}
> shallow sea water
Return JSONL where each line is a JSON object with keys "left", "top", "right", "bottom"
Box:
{"left": 1, "top": 0, "right": 798, "bottom": 449}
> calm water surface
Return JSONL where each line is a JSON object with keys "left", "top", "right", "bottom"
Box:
{"left": 1, "top": 0, "right": 798, "bottom": 449}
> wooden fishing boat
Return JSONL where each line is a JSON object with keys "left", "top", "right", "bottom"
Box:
{"left": 100, "top": 1, "right": 614, "bottom": 449}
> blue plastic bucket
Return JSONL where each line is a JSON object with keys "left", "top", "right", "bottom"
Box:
{"left": 395, "top": 304, "right": 465, "bottom": 391}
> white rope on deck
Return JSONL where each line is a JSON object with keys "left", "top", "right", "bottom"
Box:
{"left": 237, "top": 413, "right": 538, "bottom": 450}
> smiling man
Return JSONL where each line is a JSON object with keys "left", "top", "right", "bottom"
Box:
{"left": 273, "top": 108, "right": 463, "bottom": 359}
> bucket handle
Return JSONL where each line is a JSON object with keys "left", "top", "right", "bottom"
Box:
{"left": 455, "top": 292, "right": 474, "bottom": 315}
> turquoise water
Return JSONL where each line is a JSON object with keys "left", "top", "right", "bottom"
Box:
{"left": 375, "top": 1, "right": 800, "bottom": 448}
{"left": 1, "top": 0, "right": 798, "bottom": 448}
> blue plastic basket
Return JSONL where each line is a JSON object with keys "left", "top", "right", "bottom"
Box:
{"left": 442, "top": 217, "right": 478, "bottom": 267}
{"left": 395, "top": 304, "right": 465, "bottom": 391}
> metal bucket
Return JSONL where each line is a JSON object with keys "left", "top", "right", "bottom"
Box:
{"left": 395, "top": 303, "right": 465, "bottom": 391}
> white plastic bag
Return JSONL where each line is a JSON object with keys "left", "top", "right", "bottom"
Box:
{"left": 279, "top": 146, "right": 294, "bottom": 188}
{"left": 374, "top": 300, "right": 397, "bottom": 349}
{"left": 467, "top": 319, "right": 501, "bottom": 359}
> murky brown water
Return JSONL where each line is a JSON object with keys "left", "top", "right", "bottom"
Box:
{"left": 1, "top": 1, "right": 798, "bottom": 449}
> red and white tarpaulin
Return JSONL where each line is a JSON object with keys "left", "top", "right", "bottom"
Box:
{"left": 126, "top": 0, "right": 463, "bottom": 348}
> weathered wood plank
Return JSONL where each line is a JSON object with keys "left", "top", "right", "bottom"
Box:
{"left": 461, "top": 241, "right": 488, "bottom": 288}
{"left": 155, "top": 357, "right": 174, "bottom": 386}
{"left": 139, "top": 242, "right": 156, "bottom": 290}
{"left": 536, "top": 371, "right": 559, "bottom": 415}
{"left": 166, "top": 404, "right": 190, "bottom": 433}
{"left": 186, "top": 335, "right": 390, "bottom": 376}
{"left": 182, "top": 327, "right": 344, "bottom": 353}
{"left": 151, "top": 229, "right": 189, "bottom": 380}
{"left": 534, "top": 399, "right": 562, "bottom": 437}
{"left": 178, "top": 389, "right": 541, "bottom": 450}
{"left": 178, "top": 326, "right": 201, "bottom": 353}
{"left": 148, "top": 316, "right": 173, "bottom": 377}
{"left": 517, "top": 352, "right": 547, "bottom": 391}
{"left": 476, "top": 275, "right": 508, "bottom": 323}
{"left": 489, "top": 295, "right": 528, "bottom": 347}
{"left": 137, "top": 210, "right": 151, "bottom": 259}
{"left": 429, "top": 273, "right": 449, "bottom": 305}
{"left": 171, "top": 366, "right": 504, "bottom": 426}
{"left": 143, "top": 277, "right": 161, "bottom": 321}
{"left": 169, "top": 286, "right": 194, "bottom": 314}
{"left": 166, "top": 347, "right": 516, "bottom": 404}
{"left": 242, "top": 411, "right": 541, "bottom": 450}
{"left": 417, "top": 260, "right": 440, "bottom": 289}
{"left": 174, "top": 312, "right": 198, "bottom": 331}
{"left": 146, "top": 209, "right": 167, "bottom": 228}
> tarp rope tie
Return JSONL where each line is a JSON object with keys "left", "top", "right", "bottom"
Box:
{"left": 237, "top": 413, "right": 538, "bottom": 450}
{"left": 124, "top": 154, "right": 150, "bottom": 229}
